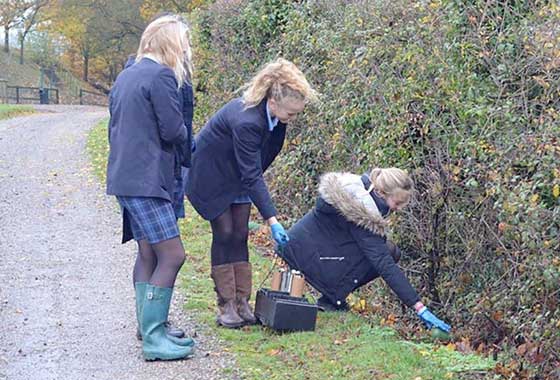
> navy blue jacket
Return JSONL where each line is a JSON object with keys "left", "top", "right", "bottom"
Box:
{"left": 124, "top": 56, "right": 194, "bottom": 168}
{"left": 177, "top": 82, "right": 194, "bottom": 168}
{"left": 186, "top": 98, "right": 286, "bottom": 221}
{"left": 107, "top": 58, "right": 188, "bottom": 201}
{"left": 277, "top": 173, "right": 420, "bottom": 308}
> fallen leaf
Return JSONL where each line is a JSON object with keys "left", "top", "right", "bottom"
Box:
{"left": 491, "top": 310, "right": 503, "bottom": 321}
{"left": 475, "top": 342, "right": 486, "bottom": 354}
{"left": 516, "top": 343, "right": 529, "bottom": 356}
{"left": 527, "top": 345, "right": 545, "bottom": 364}
{"left": 455, "top": 338, "right": 473, "bottom": 354}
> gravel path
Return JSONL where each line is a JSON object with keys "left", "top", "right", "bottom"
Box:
{"left": 0, "top": 105, "right": 238, "bottom": 380}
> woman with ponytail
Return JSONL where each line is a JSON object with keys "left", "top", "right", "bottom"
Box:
{"left": 186, "top": 58, "right": 317, "bottom": 328}
{"left": 277, "top": 168, "right": 452, "bottom": 333}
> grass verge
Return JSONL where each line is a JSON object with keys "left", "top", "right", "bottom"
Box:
{"left": 0, "top": 104, "right": 35, "bottom": 120}
{"left": 87, "top": 120, "right": 495, "bottom": 380}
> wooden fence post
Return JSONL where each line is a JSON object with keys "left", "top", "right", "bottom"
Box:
{"left": 0, "top": 79, "right": 7, "bottom": 104}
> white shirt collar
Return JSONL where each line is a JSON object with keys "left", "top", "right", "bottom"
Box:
{"left": 143, "top": 54, "right": 160, "bottom": 64}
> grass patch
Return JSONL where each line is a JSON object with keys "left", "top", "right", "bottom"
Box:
{"left": 87, "top": 120, "right": 495, "bottom": 380}
{"left": 0, "top": 104, "right": 35, "bottom": 120}
{"left": 86, "top": 118, "right": 110, "bottom": 183}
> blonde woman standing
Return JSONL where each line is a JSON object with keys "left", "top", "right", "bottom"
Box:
{"left": 107, "top": 15, "right": 195, "bottom": 360}
{"left": 277, "top": 168, "right": 452, "bottom": 333}
{"left": 186, "top": 58, "right": 317, "bottom": 328}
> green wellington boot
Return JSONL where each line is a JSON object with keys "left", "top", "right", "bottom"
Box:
{"left": 140, "top": 285, "right": 195, "bottom": 361}
{"left": 135, "top": 282, "right": 194, "bottom": 347}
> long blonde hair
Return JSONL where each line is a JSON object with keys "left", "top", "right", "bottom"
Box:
{"left": 241, "top": 58, "right": 318, "bottom": 108}
{"left": 369, "top": 168, "right": 414, "bottom": 201}
{"left": 136, "top": 14, "right": 193, "bottom": 87}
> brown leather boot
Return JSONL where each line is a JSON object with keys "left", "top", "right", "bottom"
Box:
{"left": 211, "top": 264, "right": 245, "bottom": 328}
{"left": 233, "top": 261, "right": 257, "bottom": 325}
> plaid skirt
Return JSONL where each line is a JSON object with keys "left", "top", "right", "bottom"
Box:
{"left": 232, "top": 193, "right": 252, "bottom": 204}
{"left": 117, "top": 196, "right": 180, "bottom": 244}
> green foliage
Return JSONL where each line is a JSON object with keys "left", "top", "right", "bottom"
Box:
{"left": 25, "top": 30, "right": 62, "bottom": 69}
{"left": 190, "top": 0, "right": 560, "bottom": 376}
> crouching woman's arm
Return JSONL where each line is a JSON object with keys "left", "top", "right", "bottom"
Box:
{"left": 350, "top": 227, "right": 451, "bottom": 332}
{"left": 350, "top": 226, "right": 419, "bottom": 307}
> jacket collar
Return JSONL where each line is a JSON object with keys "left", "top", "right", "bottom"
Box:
{"left": 257, "top": 98, "right": 268, "bottom": 120}
{"left": 360, "top": 174, "right": 390, "bottom": 217}
{"left": 318, "top": 172, "right": 387, "bottom": 235}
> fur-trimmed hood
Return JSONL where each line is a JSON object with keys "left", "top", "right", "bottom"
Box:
{"left": 318, "top": 172, "right": 388, "bottom": 236}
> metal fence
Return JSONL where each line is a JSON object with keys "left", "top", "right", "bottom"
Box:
{"left": 6, "top": 86, "right": 59, "bottom": 104}
{"left": 2, "top": 84, "right": 107, "bottom": 106}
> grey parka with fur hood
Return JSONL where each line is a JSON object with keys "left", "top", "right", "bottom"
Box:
{"left": 278, "top": 172, "right": 420, "bottom": 308}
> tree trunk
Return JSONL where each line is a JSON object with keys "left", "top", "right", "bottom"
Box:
{"left": 19, "top": 38, "right": 24, "bottom": 65}
{"left": 83, "top": 55, "right": 89, "bottom": 82}
{"left": 4, "top": 28, "right": 9, "bottom": 53}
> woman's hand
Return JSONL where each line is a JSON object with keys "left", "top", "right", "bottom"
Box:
{"left": 267, "top": 217, "right": 289, "bottom": 247}
{"left": 416, "top": 305, "right": 451, "bottom": 332}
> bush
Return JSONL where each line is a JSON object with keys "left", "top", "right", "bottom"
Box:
{"left": 190, "top": 1, "right": 560, "bottom": 377}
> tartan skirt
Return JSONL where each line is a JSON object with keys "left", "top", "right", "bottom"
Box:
{"left": 117, "top": 196, "right": 180, "bottom": 244}
{"left": 232, "top": 193, "right": 252, "bottom": 204}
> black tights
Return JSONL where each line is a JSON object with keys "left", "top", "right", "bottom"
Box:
{"left": 209, "top": 203, "right": 251, "bottom": 266}
{"left": 132, "top": 236, "right": 186, "bottom": 288}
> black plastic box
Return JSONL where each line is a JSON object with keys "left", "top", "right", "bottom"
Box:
{"left": 254, "top": 288, "right": 318, "bottom": 332}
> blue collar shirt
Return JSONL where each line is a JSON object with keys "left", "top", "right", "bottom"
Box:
{"left": 266, "top": 101, "right": 279, "bottom": 131}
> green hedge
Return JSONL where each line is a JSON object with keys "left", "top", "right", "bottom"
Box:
{"left": 190, "top": 1, "right": 560, "bottom": 376}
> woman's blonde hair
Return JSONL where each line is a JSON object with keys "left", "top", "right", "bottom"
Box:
{"left": 136, "top": 14, "right": 193, "bottom": 87}
{"left": 241, "top": 58, "right": 318, "bottom": 108}
{"left": 369, "top": 168, "right": 414, "bottom": 201}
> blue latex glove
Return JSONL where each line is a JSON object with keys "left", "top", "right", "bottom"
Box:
{"left": 270, "top": 222, "right": 289, "bottom": 247}
{"left": 417, "top": 307, "right": 451, "bottom": 332}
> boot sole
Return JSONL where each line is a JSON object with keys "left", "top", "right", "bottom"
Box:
{"left": 144, "top": 349, "right": 195, "bottom": 361}
{"left": 216, "top": 319, "right": 245, "bottom": 329}
{"left": 144, "top": 353, "right": 195, "bottom": 361}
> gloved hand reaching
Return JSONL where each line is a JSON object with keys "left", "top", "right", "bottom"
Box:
{"left": 417, "top": 306, "right": 451, "bottom": 332}
{"left": 270, "top": 222, "right": 289, "bottom": 247}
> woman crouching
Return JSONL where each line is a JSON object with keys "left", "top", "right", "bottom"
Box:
{"left": 277, "top": 168, "right": 451, "bottom": 332}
